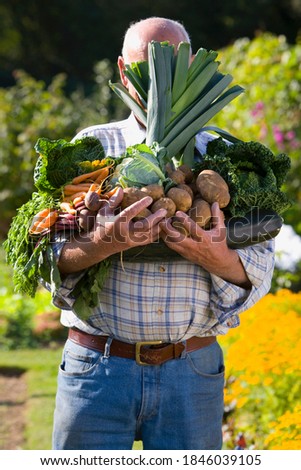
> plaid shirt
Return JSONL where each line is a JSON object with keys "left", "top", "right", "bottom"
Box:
{"left": 52, "top": 114, "right": 275, "bottom": 343}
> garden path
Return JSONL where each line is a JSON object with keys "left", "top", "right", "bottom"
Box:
{"left": 0, "top": 368, "right": 26, "bottom": 449}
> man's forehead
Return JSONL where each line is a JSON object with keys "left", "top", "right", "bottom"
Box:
{"left": 125, "top": 29, "right": 187, "bottom": 62}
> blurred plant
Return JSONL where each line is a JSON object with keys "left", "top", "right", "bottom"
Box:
{"left": 0, "top": 59, "right": 118, "bottom": 238}
{"left": 220, "top": 289, "right": 301, "bottom": 449}
{"left": 213, "top": 33, "right": 301, "bottom": 234}
{"left": 264, "top": 403, "right": 301, "bottom": 450}
{"left": 0, "top": 247, "right": 61, "bottom": 349}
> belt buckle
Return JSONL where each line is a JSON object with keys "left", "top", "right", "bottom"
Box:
{"left": 135, "top": 341, "right": 163, "bottom": 365}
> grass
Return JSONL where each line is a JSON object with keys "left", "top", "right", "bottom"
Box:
{"left": 0, "top": 347, "right": 62, "bottom": 449}
{"left": 0, "top": 347, "right": 144, "bottom": 450}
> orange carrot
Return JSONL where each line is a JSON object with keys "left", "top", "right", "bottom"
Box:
{"left": 29, "top": 209, "right": 58, "bottom": 234}
{"left": 63, "top": 184, "right": 91, "bottom": 195}
{"left": 94, "top": 167, "right": 110, "bottom": 184}
{"left": 29, "top": 207, "right": 51, "bottom": 230}
{"left": 88, "top": 183, "right": 99, "bottom": 192}
{"left": 63, "top": 191, "right": 88, "bottom": 202}
{"left": 103, "top": 186, "right": 119, "bottom": 199}
{"left": 60, "top": 202, "right": 77, "bottom": 215}
{"left": 71, "top": 168, "right": 107, "bottom": 185}
{"left": 72, "top": 193, "right": 87, "bottom": 205}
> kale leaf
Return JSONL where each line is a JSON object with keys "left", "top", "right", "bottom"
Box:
{"left": 34, "top": 136, "right": 105, "bottom": 193}
{"left": 194, "top": 138, "right": 291, "bottom": 217}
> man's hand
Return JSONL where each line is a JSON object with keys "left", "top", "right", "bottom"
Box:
{"left": 93, "top": 187, "right": 167, "bottom": 253}
{"left": 58, "top": 187, "right": 167, "bottom": 274}
{"left": 160, "top": 202, "right": 251, "bottom": 288}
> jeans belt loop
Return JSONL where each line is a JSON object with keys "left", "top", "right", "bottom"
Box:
{"left": 103, "top": 337, "right": 113, "bottom": 359}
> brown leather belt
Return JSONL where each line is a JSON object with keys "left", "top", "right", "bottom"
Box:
{"left": 68, "top": 328, "right": 216, "bottom": 366}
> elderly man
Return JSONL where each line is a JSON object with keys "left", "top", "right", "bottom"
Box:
{"left": 52, "top": 17, "right": 274, "bottom": 450}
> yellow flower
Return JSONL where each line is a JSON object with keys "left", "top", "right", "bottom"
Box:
{"left": 221, "top": 289, "right": 301, "bottom": 449}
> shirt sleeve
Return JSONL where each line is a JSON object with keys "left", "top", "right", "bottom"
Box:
{"left": 49, "top": 233, "right": 87, "bottom": 310}
{"left": 209, "top": 239, "right": 275, "bottom": 327}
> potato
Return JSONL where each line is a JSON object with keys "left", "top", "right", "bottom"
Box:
{"left": 165, "top": 162, "right": 174, "bottom": 176}
{"left": 151, "top": 197, "right": 176, "bottom": 217}
{"left": 188, "top": 180, "right": 199, "bottom": 195}
{"left": 133, "top": 208, "right": 152, "bottom": 221}
{"left": 169, "top": 169, "right": 186, "bottom": 185}
{"left": 141, "top": 184, "right": 164, "bottom": 201}
{"left": 177, "top": 183, "right": 194, "bottom": 200}
{"left": 178, "top": 164, "right": 194, "bottom": 183}
{"left": 166, "top": 187, "right": 192, "bottom": 213}
{"left": 120, "top": 187, "right": 148, "bottom": 209}
{"left": 188, "top": 199, "right": 212, "bottom": 228}
{"left": 196, "top": 169, "right": 230, "bottom": 208}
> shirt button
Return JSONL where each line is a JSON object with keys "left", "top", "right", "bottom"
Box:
{"left": 157, "top": 308, "right": 164, "bottom": 315}
{"left": 227, "top": 320, "right": 233, "bottom": 327}
{"left": 159, "top": 265, "right": 166, "bottom": 272}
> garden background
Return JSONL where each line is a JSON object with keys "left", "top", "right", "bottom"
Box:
{"left": 0, "top": 0, "right": 301, "bottom": 450}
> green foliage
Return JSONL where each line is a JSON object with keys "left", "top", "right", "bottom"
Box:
{"left": 34, "top": 136, "right": 105, "bottom": 192}
{"left": 114, "top": 144, "right": 166, "bottom": 188}
{"left": 212, "top": 33, "right": 301, "bottom": 233}
{"left": 0, "top": 247, "right": 60, "bottom": 350}
{"left": 1, "top": 1, "right": 301, "bottom": 88}
{"left": 195, "top": 138, "right": 291, "bottom": 217}
{"left": 0, "top": 348, "right": 62, "bottom": 449}
{"left": 271, "top": 260, "right": 301, "bottom": 293}
{"left": 0, "top": 59, "right": 117, "bottom": 238}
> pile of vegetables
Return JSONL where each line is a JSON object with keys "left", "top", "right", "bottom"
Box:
{"left": 4, "top": 40, "right": 291, "bottom": 317}
{"left": 3, "top": 137, "right": 117, "bottom": 306}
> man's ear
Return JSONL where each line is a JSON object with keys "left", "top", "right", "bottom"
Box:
{"left": 117, "top": 56, "right": 129, "bottom": 87}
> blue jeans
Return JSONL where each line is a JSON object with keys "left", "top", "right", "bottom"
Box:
{"left": 52, "top": 338, "right": 225, "bottom": 450}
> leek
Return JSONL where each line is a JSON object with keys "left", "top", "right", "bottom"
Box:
{"left": 110, "top": 40, "right": 244, "bottom": 176}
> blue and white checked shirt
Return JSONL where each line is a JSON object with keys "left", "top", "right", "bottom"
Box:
{"left": 52, "top": 113, "right": 275, "bottom": 343}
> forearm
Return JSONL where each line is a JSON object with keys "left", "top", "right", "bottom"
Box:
{"left": 57, "top": 231, "right": 116, "bottom": 275}
{"left": 196, "top": 247, "right": 252, "bottom": 289}
{"left": 159, "top": 205, "right": 252, "bottom": 289}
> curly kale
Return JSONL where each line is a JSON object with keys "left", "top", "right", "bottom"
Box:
{"left": 34, "top": 136, "right": 106, "bottom": 193}
{"left": 194, "top": 138, "right": 291, "bottom": 217}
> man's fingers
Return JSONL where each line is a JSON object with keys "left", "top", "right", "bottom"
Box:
{"left": 160, "top": 217, "right": 188, "bottom": 243}
{"left": 108, "top": 186, "right": 124, "bottom": 209}
{"left": 210, "top": 202, "right": 226, "bottom": 229}
{"left": 120, "top": 196, "right": 153, "bottom": 221}
{"left": 133, "top": 208, "right": 167, "bottom": 231}
{"left": 173, "top": 211, "right": 203, "bottom": 239}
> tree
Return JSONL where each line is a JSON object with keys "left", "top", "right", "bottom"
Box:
{"left": 0, "top": 0, "right": 300, "bottom": 89}
{"left": 0, "top": 60, "right": 119, "bottom": 238}
{"left": 212, "top": 33, "right": 301, "bottom": 234}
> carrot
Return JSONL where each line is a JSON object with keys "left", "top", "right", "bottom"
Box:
{"left": 72, "top": 193, "right": 87, "bottom": 205}
{"left": 103, "top": 186, "right": 119, "bottom": 199}
{"left": 29, "top": 209, "right": 58, "bottom": 234}
{"left": 63, "top": 184, "right": 91, "bottom": 195}
{"left": 71, "top": 168, "right": 107, "bottom": 185}
{"left": 29, "top": 210, "right": 49, "bottom": 233}
{"left": 94, "top": 167, "right": 110, "bottom": 184}
{"left": 60, "top": 202, "right": 77, "bottom": 215}
{"left": 88, "top": 183, "right": 99, "bottom": 192}
{"left": 33, "top": 208, "right": 51, "bottom": 219}
{"left": 63, "top": 191, "right": 88, "bottom": 203}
